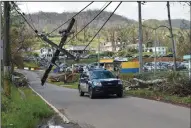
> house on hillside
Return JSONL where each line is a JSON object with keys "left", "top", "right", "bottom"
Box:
{"left": 100, "top": 42, "right": 123, "bottom": 52}
{"left": 144, "top": 46, "right": 167, "bottom": 56}
{"left": 39, "top": 47, "right": 55, "bottom": 60}
{"left": 66, "top": 45, "right": 90, "bottom": 55}
{"left": 126, "top": 43, "right": 146, "bottom": 50}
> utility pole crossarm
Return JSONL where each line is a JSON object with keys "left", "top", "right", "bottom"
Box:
{"left": 40, "top": 34, "right": 75, "bottom": 59}
{"left": 41, "top": 18, "right": 75, "bottom": 86}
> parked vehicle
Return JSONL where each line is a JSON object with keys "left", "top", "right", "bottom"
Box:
{"left": 78, "top": 69, "right": 123, "bottom": 99}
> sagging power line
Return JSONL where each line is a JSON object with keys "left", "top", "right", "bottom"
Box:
{"left": 12, "top": 2, "right": 50, "bottom": 47}
{"left": 82, "top": 1, "right": 122, "bottom": 52}
{"left": 12, "top": 1, "right": 123, "bottom": 63}
{"left": 66, "top": 1, "right": 112, "bottom": 44}
{"left": 12, "top": 2, "right": 38, "bottom": 33}
{"left": 48, "top": 1, "right": 94, "bottom": 35}
{"left": 25, "top": 3, "right": 36, "bottom": 31}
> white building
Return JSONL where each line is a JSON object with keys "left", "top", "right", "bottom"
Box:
{"left": 39, "top": 47, "right": 55, "bottom": 60}
{"left": 126, "top": 43, "right": 146, "bottom": 50}
{"left": 145, "top": 47, "right": 167, "bottom": 56}
{"left": 100, "top": 42, "right": 123, "bottom": 52}
{"left": 66, "top": 45, "right": 90, "bottom": 52}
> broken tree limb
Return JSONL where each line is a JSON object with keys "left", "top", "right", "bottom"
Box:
{"left": 133, "top": 78, "right": 167, "bottom": 84}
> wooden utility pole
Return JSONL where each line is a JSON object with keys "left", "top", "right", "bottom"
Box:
{"left": 0, "top": 2, "right": 3, "bottom": 91}
{"left": 41, "top": 18, "right": 75, "bottom": 86}
{"left": 189, "top": 1, "right": 191, "bottom": 81}
{"left": 83, "top": 21, "right": 87, "bottom": 41}
{"left": 167, "top": 1, "right": 177, "bottom": 71}
{"left": 75, "top": 20, "right": 77, "bottom": 39}
{"left": 138, "top": 2, "right": 143, "bottom": 73}
{"left": 3, "top": 1, "right": 11, "bottom": 97}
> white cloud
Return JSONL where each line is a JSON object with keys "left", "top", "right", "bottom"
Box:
{"left": 18, "top": 2, "right": 190, "bottom": 21}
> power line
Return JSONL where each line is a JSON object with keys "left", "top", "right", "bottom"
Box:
{"left": 48, "top": 1, "right": 94, "bottom": 35}
{"left": 12, "top": 2, "right": 48, "bottom": 46}
{"left": 12, "top": 2, "right": 38, "bottom": 33}
{"left": 66, "top": 1, "right": 112, "bottom": 44}
{"left": 83, "top": 1, "right": 122, "bottom": 51}
{"left": 25, "top": 3, "right": 36, "bottom": 31}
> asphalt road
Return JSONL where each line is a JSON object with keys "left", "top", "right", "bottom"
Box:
{"left": 19, "top": 70, "right": 190, "bottom": 128}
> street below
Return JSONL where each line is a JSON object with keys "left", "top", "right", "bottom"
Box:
{"left": 19, "top": 70, "right": 190, "bottom": 128}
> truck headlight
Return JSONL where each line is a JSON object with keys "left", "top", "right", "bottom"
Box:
{"left": 118, "top": 80, "right": 122, "bottom": 85}
{"left": 93, "top": 81, "right": 102, "bottom": 87}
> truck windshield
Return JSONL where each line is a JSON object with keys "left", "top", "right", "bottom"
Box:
{"left": 92, "top": 71, "right": 115, "bottom": 79}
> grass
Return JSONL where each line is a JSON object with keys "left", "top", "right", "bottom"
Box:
{"left": 1, "top": 86, "right": 54, "bottom": 128}
{"left": 125, "top": 89, "right": 191, "bottom": 105}
{"left": 24, "top": 61, "right": 39, "bottom": 68}
{"left": 48, "top": 36, "right": 101, "bottom": 48}
{"left": 49, "top": 37, "right": 61, "bottom": 44}
{"left": 63, "top": 82, "right": 78, "bottom": 89}
{"left": 133, "top": 52, "right": 153, "bottom": 56}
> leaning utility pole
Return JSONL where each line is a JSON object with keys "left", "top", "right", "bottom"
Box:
{"left": 138, "top": 2, "right": 143, "bottom": 73}
{"left": 0, "top": 1, "right": 2, "bottom": 93}
{"left": 41, "top": 18, "right": 75, "bottom": 86}
{"left": 75, "top": 20, "right": 77, "bottom": 39}
{"left": 3, "top": 1, "right": 11, "bottom": 97}
{"left": 97, "top": 34, "right": 100, "bottom": 67}
{"left": 167, "top": 1, "right": 177, "bottom": 71}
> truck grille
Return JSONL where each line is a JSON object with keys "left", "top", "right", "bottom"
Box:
{"left": 101, "top": 81, "right": 118, "bottom": 87}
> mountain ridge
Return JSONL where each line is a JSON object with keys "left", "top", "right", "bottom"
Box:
{"left": 27, "top": 10, "right": 190, "bottom": 33}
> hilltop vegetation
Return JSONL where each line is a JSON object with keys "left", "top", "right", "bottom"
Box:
{"left": 27, "top": 10, "right": 190, "bottom": 33}
{"left": 23, "top": 10, "right": 190, "bottom": 57}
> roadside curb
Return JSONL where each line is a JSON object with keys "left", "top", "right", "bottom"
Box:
{"left": 28, "top": 82, "right": 70, "bottom": 123}
{"left": 15, "top": 67, "right": 42, "bottom": 71}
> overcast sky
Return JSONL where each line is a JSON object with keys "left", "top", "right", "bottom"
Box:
{"left": 18, "top": 2, "right": 190, "bottom": 21}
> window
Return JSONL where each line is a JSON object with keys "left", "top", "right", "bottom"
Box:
{"left": 91, "top": 71, "right": 115, "bottom": 79}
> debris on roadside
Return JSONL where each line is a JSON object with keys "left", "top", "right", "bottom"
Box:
{"left": 12, "top": 72, "right": 29, "bottom": 87}
{"left": 48, "top": 73, "right": 79, "bottom": 83}
{"left": 37, "top": 114, "right": 82, "bottom": 128}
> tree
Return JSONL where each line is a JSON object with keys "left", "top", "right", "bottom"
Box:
{"left": 176, "top": 24, "right": 190, "bottom": 57}
{"left": 1, "top": 2, "right": 37, "bottom": 69}
{"left": 10, "top": 26, "right": 35, "bottom": 68}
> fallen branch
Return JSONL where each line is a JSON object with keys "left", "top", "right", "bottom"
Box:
{"left": 133, "top": 78, "right": 167, "bottom": 85}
